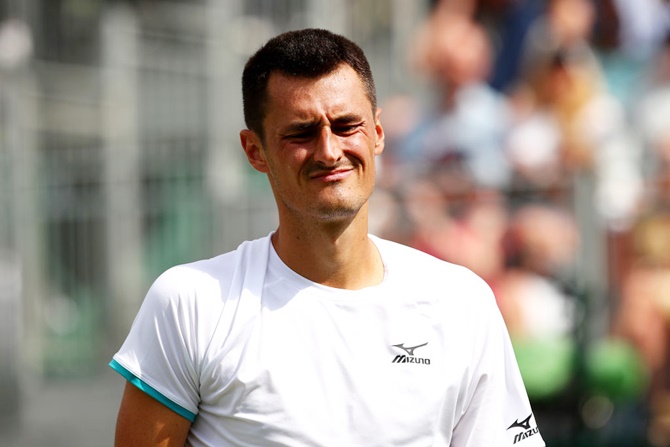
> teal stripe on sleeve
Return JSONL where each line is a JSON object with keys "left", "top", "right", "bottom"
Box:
{"left": 109, "top": 359, "right": 197, "bottom": 422}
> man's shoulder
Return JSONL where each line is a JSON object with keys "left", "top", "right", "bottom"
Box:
{"left": 150, "top": 234, "right": 271, "bottom": 299}
{"left": 372, "top": 235, "right": 493, "bottom": 296}
{"left": 373, "top": 236, "right": 476, "bottom": 274}
{"left": 371, "top": 235, "right": 432, "bottom": 260}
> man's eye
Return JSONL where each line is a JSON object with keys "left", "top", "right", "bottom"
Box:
{"left": 287, "top": 131, "right": 313, "bottom": 140}
{"left": 334, "top": 124, "right": 359, "bottom": 134}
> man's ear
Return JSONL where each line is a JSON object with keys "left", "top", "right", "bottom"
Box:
{"left": 374, "top": 107, "right": 385, "bottom": 156}
{"left": 240, "top": 129, "right": 270, "bottom": 173}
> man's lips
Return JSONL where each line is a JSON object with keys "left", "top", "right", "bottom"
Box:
{"left": 309, "top": 167, "right": 354, "bottom": 181}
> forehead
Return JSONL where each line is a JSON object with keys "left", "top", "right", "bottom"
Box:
{"left": 263, "top": 64, "right": 372, "bottom": 121}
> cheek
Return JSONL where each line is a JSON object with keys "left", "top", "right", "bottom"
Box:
{"left": 344, "top": 134, "right": 376, "bottom": 159}
{"left": 266, "top": 149, "right": 306, "bottom": 181}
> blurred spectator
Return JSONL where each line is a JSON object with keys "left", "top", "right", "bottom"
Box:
{"left": 614, "top": 211, "right": 670, "bottom": 446}
{"left": 370, "top": 3, "right": 658, "bottom": 442}
{"left": 636, "top": 33, "right": 670, "bottom": 209}
{"left": 406, "top": 14, "right": 513, "bottom": 190}
{"left": 453, "top": 191, "right": 509, "bottom": 283}
{"left": 375, "top": 93, "right": 422, "bottom": 188}
{"left": 506, "top": 0, "right": 643, "bottom": 229}
{"left": 497, "top": 203, "right": 579, "bottom": 343}
{"left": 425, "top": 0, "right": 545, "bottom": 92}
{"left": 495, "top": 203, "right": 581, "bottom": 442}
{"left": 592, "top": 0, "right": 670, "bottom": 109}
{"left": 402, "top": 180, "right": 509, "bottom": 285}
{"left": 610, "top": 0, "right": 670, "bottom": 61}
{"left": 402, "top": 177, "right": 458, "bottom": 262}
{"left": 521, "top": 0, "right": 599, "bottom": 72}
{"left": 508, "top": 0, "right": 602, "bottom": 178}
{"left": 618, "top": 39, "right": 670, "bottom": 384}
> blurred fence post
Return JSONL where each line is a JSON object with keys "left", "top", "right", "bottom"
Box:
{"left": 389, "top": 0, "right": 429, "bottom": 92}
{"left": 0, "top": 31, "right": 43, "bottom": 424}
{"left": 0, "top": 254, "right": 22, "bottom": 431}
{"left": 205, "top": 0, "right": 246, "bottom": 252}
{"left": 101, "top": 5, "right": 144, "bottom": 347}
{"left": 0, "top": 66, "right": 23, "bottom": 423}
{"left": 573, "top": 170, "right": 610, "bottom": 342}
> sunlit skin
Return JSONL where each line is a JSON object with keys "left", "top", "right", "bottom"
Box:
{"left": 115, "top": 383, "right": 191, "bottom": 447}
{"left": 240, "top": 64, "right": 385, "bottom": 289}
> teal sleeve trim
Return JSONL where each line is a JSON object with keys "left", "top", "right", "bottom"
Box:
{"left": 109, "top": 359, "right": 197, "bottom": 422}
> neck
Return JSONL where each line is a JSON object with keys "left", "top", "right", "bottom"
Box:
{"left": 271, "top": 212, "right": 384, "bottom": 290}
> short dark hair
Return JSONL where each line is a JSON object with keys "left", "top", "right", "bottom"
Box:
{"left": 242, "top": 28, "right": 377, "bottom": 137}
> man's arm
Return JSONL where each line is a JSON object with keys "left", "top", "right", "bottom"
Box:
{"left": 115, "top": 382, "right": 192, "bottom": 447}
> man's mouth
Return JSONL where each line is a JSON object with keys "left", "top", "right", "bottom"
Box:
{"left": 309, "top": 167, "right": 354, "bottom": 182}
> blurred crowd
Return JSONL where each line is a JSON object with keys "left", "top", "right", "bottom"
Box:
{"left": 370, "top": 0, "right": 670, "bottom": 445}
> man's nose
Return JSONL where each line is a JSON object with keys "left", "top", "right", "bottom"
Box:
{"left": 313, "top": 127, "right": 342, "bottom": 165}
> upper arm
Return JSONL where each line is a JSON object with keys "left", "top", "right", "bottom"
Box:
{"left": 115, "top": 382, "right": 192, "bottom": 447}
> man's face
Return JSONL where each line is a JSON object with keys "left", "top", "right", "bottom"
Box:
{"left": 241, "top": 64, "right": 385, "bottom": 223}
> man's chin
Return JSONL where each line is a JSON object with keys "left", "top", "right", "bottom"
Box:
{"left": 311, "top": 202, "right": 362, "bottom": 222}
{"left": 315, "top": 209, "right": 358, "bottom": 222}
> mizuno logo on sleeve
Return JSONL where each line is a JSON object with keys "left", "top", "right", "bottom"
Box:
{"left": 507, "top": 414, "right": 540, "bottom": 444}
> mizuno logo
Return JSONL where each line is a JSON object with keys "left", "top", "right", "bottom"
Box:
{"left": 392, "top": 342, "right": 427, "bottom": 356}
{"left": 391, "top": 342, "right": 430, "bottom": 365}
{"left": 507, "top": 414, "right": 539, "bottom": 444}
{"left": 507, "top": 414, "right": 532, "bottom": 431}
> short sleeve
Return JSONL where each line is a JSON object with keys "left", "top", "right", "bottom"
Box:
{"left": 111, "top": 266, "right": 211, "bottom": 421}
{"left": 451, "top": 284, "right": 546, "bottom": 447}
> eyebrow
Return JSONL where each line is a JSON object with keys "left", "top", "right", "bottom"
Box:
{"left": 279, "top": 113, "right": 366, "bottom": 137}
{"left": 281, "top": 120, "right": 318, "bottom": 135}
{"left": 331, "top": 113, "right": 364, "bottom": 125}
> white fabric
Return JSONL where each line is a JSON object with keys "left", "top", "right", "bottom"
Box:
{"left": 113, "top": 234, "right": 544, "bottom": 447}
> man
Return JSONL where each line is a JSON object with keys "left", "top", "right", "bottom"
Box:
{"left": 110, "top": 28, "right": 545, "bottom": 447}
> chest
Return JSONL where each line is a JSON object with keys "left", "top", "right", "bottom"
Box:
{"left": 194, "top": 289, "right": 474, "bottom": 446}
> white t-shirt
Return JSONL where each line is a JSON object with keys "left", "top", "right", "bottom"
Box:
{"left": 111, "top": 235, "right": 545, "bottom": 447}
